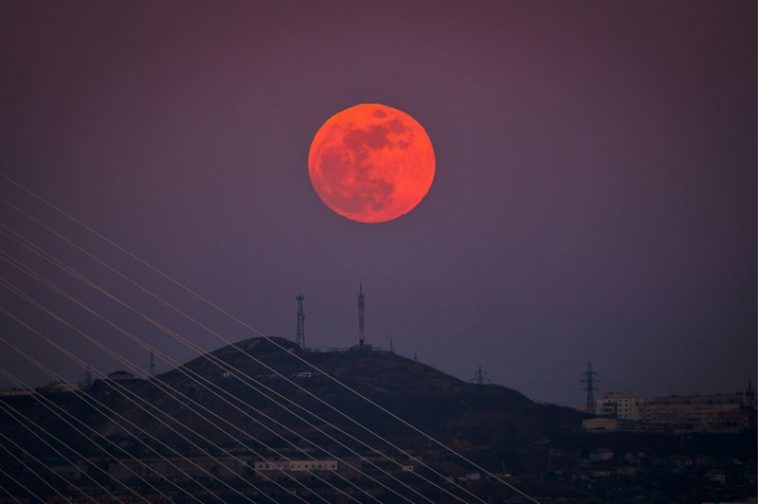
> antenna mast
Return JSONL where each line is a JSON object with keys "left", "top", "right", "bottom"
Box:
{"left": 296, "top": 294, "right": 305, "bottom": 348}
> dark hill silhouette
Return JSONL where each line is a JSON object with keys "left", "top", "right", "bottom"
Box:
{"left": 0, "top": 337, "right": 583, "bottom": 470}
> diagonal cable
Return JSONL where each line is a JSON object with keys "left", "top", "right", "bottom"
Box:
{"left": 0, "top": 367, "right": 210, "bottom": 504}
{"left": 0, "top": 304, "right": 276, "bottom": 504}
{"left": 0, "top": 452, "right": 50, "bottom": 504}
{"left": 0, "top": 401, "right": 137, "bottom": 503}
{"left": 0, "top": 261, "right": 386, "bottom": 504}
{"left": 1, "top": 173, "right": 541, "bottom": 502}
{"left": 0, "top": 220, "right": 481, "bottom": 504}
{"left": 0, "top": 227, "right": 469, "bottom": 504}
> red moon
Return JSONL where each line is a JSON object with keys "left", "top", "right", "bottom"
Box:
{"left": 308, "top": 103, "right": 436, "bottom": 223}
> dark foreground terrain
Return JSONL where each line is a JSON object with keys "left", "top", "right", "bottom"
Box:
{"left": 0, "top": 337, "right": 755, "bottom": 503}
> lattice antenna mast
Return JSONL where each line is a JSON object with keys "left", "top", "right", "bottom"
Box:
{"left": 581, "top": 361, "right": 599, "bottom": 414}
{"left": 358, "top": 281, "right": 365, "bottom": 347}
{"left": 296, "top": 294, "right": 305, "bottom": 348}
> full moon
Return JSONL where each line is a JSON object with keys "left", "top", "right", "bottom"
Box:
{"left": 308, "top": 103, "right": 435, "bottom": 223}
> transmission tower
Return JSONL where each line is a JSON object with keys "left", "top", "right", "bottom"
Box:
{"left": 471, "top": 364, "right": 489, "bottom": 394}
{"left": 296, "top": 294, "right": 305, "bottom": 348}
{"left": 358, "top": 281, "right": 365, "bottom": 347}
{"left": 581, "top": 361, "right": 599, "bottom": 414}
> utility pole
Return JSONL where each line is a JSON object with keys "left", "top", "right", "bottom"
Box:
{"left": 358, "top": 281, "right": 365, "bottom": 348}
{"left": 83, "top": 366, "right": 92, "bottom": 388}
{"left": 296, "top": 294, "right": 305, "bottom": 348}
{"left": 472, "top": 364, "right": 489, "bottom": 394}
{"left": 581, "top": 361, "right": 599, "bottom": 414}
{"left": 389, "top": 335, "right": 394, "bottom": 353}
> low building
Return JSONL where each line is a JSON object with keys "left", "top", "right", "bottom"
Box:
{"left": 640, "top": 393, "right": 745, "bottom": 432}
{"left": 596, "top": 392, "right": 642, "bottom": 420}
{"left": 254, "top": 459, "right": 338, "bottom": 473}
{"left": 254, "top": 459, "right": 340, "bottom": 480}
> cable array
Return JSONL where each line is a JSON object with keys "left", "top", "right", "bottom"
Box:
{"left": 0, "top": 241, "right": 428, "bottom": 504}
{"left": 0, "top": 172, "right": 541, "bottom": 503}
{"left": 0, "top": 224, "right": 469, "bottom": 504}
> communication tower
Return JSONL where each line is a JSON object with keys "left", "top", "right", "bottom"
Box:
{"left": 296, "top": 294, "right": 305, "bottom": 348}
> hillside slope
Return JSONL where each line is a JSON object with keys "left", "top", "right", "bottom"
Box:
{"left": 1, "top": 337, "right": 583, "bottom": 469}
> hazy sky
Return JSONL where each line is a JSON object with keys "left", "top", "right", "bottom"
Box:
{"left": 0, "top": 1, "right": 755, "bottom": 405}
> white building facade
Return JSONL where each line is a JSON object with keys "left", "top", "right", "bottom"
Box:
{"left": 595, "top": 392, "right": 642, "bottom": 420}
{"left": 254, "top": 460, "right": 338, "bottom": 473}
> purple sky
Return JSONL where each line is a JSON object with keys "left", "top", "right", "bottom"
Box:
{"left": 0, "top": 1, "right": 755, "bottom": 405}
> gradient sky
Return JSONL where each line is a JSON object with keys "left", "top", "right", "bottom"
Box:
{"left": 0, "top": 1, "right": 755, "bottom": 405}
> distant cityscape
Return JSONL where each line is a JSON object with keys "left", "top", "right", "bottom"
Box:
{"left": 0, "top": 342, "right": 755, "bottom": 504}
{"left": 580, "top": 385, "right": 756, "bottom": 434}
